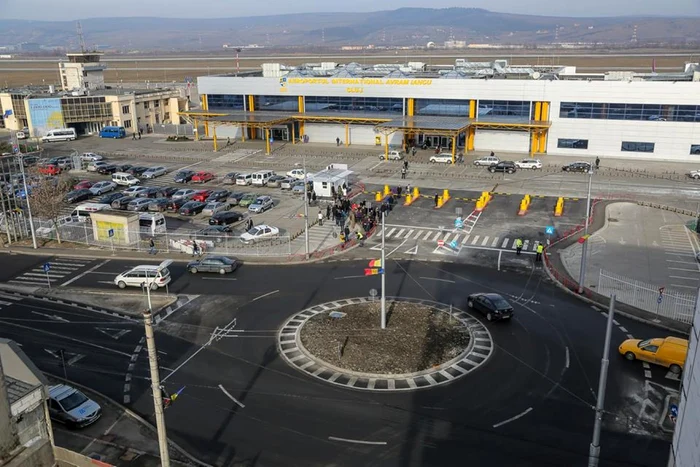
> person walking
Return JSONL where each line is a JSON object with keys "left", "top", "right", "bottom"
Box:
{"left": 515, "top": 238, "right": 523, "bottom": 255}
{"left": 326, "top": 204, "right": 331, "bottom": 220}
{"left": 403, "top": 160, "right": 409, "bottom": 170}
{"left": 132, "top": 132, "right": 137, "bottom": 140}
{"left": 595, "top": 156, "right": 600, "bottom": 170}
{"left": 149, "top": 237, "right": 156, "bottom": 255}
{"left": 138, "top": 128, "right": 142, "bottom": 139}
{"left": 406, "top": 184, "right": 411, "bottom": 195}
{"left": 434, "top": 193, "right": 439, "bottom": 208}
{"left": 411, "top": 146, "right": 417, "bottom": 157}
{"left": 401, "top": 167, "right": 407, "bottom": 179}
{"left": 336, "top": 137, "right": 340, "bottom": 146}
{"left": 536, "top": 242, "right": 544, "bottom": 262}
{"left": 317, "top": 210, "right": 323, "bottom": 226}
{"left": 343, "top": 226, "right": 350, "bottom": 243}
{"left": 192, "top": 241, "right": 200, "bottom": 257}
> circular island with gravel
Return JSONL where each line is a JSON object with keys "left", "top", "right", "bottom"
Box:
{"left": 277, "top": 297, "right": 494, "bottom": 392}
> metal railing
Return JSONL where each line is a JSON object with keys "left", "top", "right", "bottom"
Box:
{"left": 596, "top": 269, "right": 695, "bottom": 324}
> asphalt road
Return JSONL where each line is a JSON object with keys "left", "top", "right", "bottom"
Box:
{"left": 0, "top": 258, "right": 679, "bottom": 467}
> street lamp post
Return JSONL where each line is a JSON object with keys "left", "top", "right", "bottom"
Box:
{"left": 302, "top": 156, "right": 310, "bottom": 259}
{"left": 578, "top": 168, "right": 594, "bottom": 294}
{"left": 380, "top": 211, "right": 386, "bottom": 329}
{"left": 14, "top": 133, "right": 38, "bottom": 249}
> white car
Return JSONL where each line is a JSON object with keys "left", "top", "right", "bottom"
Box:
{"left": 122, "top": 186, "right": 150, "bottom": 196}
{"left": 141, "top": 166, "right": 168, "bottom": 179}
{"left": 235, "top": 173, "right": 253, "bottom": 186}
{"left": 429, "top": 153, "right": 454, "bottom": 164}
{"left": 87, "top": 161, "right": 109, "bottom": 172}
{"left": 515, "top": 159, "right": 542, "bottom": 170}
{"left": 202, "top": 202, "right": 230, "bottom": 216}
{"left": 473, "top": 155, "right": 500, "bottom": 167}
{"left": 286, "top": 168, "right": 308, "bottom": 180}
{"left": 379, "top": 150, "right": 404, "bottom": 161}
{"left": 80, "top": 152, "right": 104, "bottom": 162}
{"left": 15, "top": 131, "right": 27, "bottom": 140}
{"left": 89, "top": 181, "right": 116, "bottom": 195}
{"left": 240, "top": 224, "right": 280, "bottom": 244}
{"left": 688, "top": 170, "right": 700, "bottom": 180}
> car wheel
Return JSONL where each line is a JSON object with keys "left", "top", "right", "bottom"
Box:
{"left": 189, "top": 267, "right": 198, "bottom": 274}
{"left": 150, "top": 282, "right": 158, "bottom": 291}
{"left": 565, "top": 167, "right": 571, "bottom": 172}
{"left": 624, "top": 352, "right": 636, "bottom": 361}
{"left": 487, "top": 312, "right": 494, "bottom": 322}
{"left": 219, "top": 268, "right": 226, "bottom": 275}
{"left": 694, "top": 175, "right": 700, "bottom": 180}
{"left": 117, "top": 281, "right": 126, "bottom": 289}
{"left": 467, "top": 300, "right": 474, "bottom": 308}
{"left": 670, "top": 364, "right": 682, "bottom": 374}
{"left": 489, "top": 168, "right": 495, "bottom": 173}
{"left": 507, "top": 169, "right": 514, "bottom": 174}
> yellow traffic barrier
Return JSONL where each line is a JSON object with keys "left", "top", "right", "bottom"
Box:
{"left": 554, "top": 197, "right": 564, "bottom": 217}
{"left": 375, "top": 191, "right": 383, "bottom": 202}
{"left": 475, "top": 191, "right": 492, "bottom": 212}
{"left": 436, "top": 195, "right": 443, "bottom": 208}
{"left": 383, "top": 185, "right": 391, "bottom": 196}
{"left": 442, "top": 189, "right": 450, "bottom": 203}
{"left": 518, "top": 194, "right": 531, "bottom": 216}
{"left": 412, "top": 187, "right": 420, "bottom": 199}
{"left": 404, "top": 193, "right": 414, "bottom": 206}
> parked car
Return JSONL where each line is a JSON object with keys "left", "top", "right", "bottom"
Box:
{"left": 515, "top": 159, "right": 542, "bottom": 170}
{"left": 618, "top": 336, "right": 688, "bottom": 374}
{"left": 89, "top": 181, "right": 117, "bottom": 195}
{"left": 249, "top": 196, "right": 274, "bottom": 213}
{"left": 291, "top": 181, "right": 310, "bottom": 195}
{"left": 488, "top": 161, "right": 517, "bottom": 174}
{"left": 240, "top": 224, "right": 279, "bottom": 244}
{"left": 115, "top": 164, "right": 133, "bottom": 173}
{"left": 87, "top": 161, "right": 109, "bottom": 172}
{"left": 172, "top": 188, "right": 197, "bottom": 200}
{"left": 687, "top": 169, "right": 700, "bottom": 180}
{"left": 126, "top": 166, "right": 149, "bottom": 177}
{"left": 238, "top": 193, "right": 258, "bottom": 207}
{"left": 122, "top": 186, "right": 150, "bottom": 197}
{"left": 173, "top": 169, "right": 195, "bottom": 183}
{"left": 73, "top": 180, "right": 93, "bottom": 190}
{"left": 429, "top": 153, "right": 454, "bottom": 164}
{"left": 141, "top": 166, "right": 168, "bottom": 179}
{"left": 202, "top": 201, "right": 230, "bottom": 216}
{"left": 467, "top": 293, "right": 514, "bottom": 322}
{"left": 21, "top": 155, "right": 40, "bottom": 167}
{"left": 191, "top": 171, "right": 215, "bottom": 183}
{"left": 226, "top": 192, "right": 245, "bottom": 206}
{"left": 167, "top": 198, "right": 189, "bottom": 212}
{"left": 187, "top": 256, "right": 238, "bottom": 275}
{"left": 286, "top": 168, "right": 308, "bottom": 180}
{"left": 280, "top": 178, "right": 296, "bottom": 190}
{"left": 137, "top": 187, "right": 163, "bottom": 198}
{"left": 192, "top": 189, "right": 214, "bottom": 202}
{"left": 179, "top": 201, "right": 206, "bottom": 216}
{"left": 97, "top": 164, "right": 118, "bottom": 175}
{"left": 80, "top": 152, "right": 104, "bottom": 162}
{"left": 379, "top": 150, "right": 404, "bottom": 161}
{"left": 98, "top": 192, "right": 126, "bottom": 205}
{"left": 235, "top": 173, "right": 252, "bottom": 186}
{"left": 266, "top": 175, "right": 287, "bottom": 188}
{"left": 473, "top": 155, "right": 500, "bottom": 167}
{"left": 65, "top": 189, "right": 93, "bottom": 204}
{"left": 206, "top": 189, "right": 230, "bottom": 202}
{"left": 127, "top": 198, "right": 153, "bottom": 212}
{"left": 48, "top": 384, "right": 101, "bottom": 428}
{"left": 157, "top": 187, "right": 179, "bottom": 198}
{"left": 148, "top": 198, "right": 171, "bottom": 212}
{"left": 222, "top": 172, "right": 240, "bottom": 185}
{"left": 562, "top": 161, "right": 592, "bottom": 173}
{"left": 195, "top": 225, "right": 233, "bottom": 240}
{"left": 38, "top": 164, "right": 62, "bottom": 176}
{"left": 209, "top": 211, "right": 245, "bottom": 226}
{"left": 111, "top": 196, "right": 136, "bottom": 209}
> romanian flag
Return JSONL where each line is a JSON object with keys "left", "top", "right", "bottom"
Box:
{"left": 364, "top": 268, "right": 380, "bottom": 276}
{"left": 368, "top": 259, "right": 382, "bottom": 268}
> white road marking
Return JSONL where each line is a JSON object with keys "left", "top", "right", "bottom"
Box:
{"left": 642, "top": 362, "right": 651, "bottom": 369}
{"left": 423, "top": 231, "right": 433, "bottom": 241}
{"left": 404, "top": 229, "right": 414, "bottom": 239}
{"left": 669, "top": 267, "right": 700, "bottom": 272}
{"left": 334, "top": 275, "right": 369, "bottom": 280}
{"left": 481, "top": 236, "right": 489, "bottom": 246}
{"left": 60, "top": 260, "right": 111, "bottom": 287}
{"left": 493, "top": 407, "right": 533, "bottom": 428}
{"left": 565, "top": 347, "right": 570, "bottom": 369}
{"left": 471, "top": 235, "right": 480, "bottom": 245}
{"left": 386, "top": 228, "right": 397, "bottom": 237}
{"left": 669, "top": 276, "right": 698, "bottom": 280}
{"left": 501, "top": 238, "right": 510, "bottom": 248}
{"left": 491, "top": 237, "right": 500, "bottom": 247}
{"left": 461, "top": 235, "right": 470, "bottom": 244}
{"left": 431, "top": 232, "right": 441, "bottom": 242}
{"left": 6, "top": 322, "right": 130, "bottom": 357}
{"left": 386, "top": 239, "right": 409, "bottom": 257}
{"left": 251, "top": 290, "right": 279, "bottom": 302}
{"left": 644, "top": 370, "right": 652, "bottom": 378}
{"left": 666, "top": 260, "right": 697, "bottom": 264}
{"left": 619, "top": 326, "right": 628, "bottom": 333}
{"left": 218, "top": 384, "right": 245, "bottom": 408}
{"left": 626, "top": 333, "right": 634, "bottom": 339}
{"left": 201, "top": 277, "right": 238, "bottom": 281}
{"left": 31, "top": 311, "right": 69, "bottom": 322}
{"left": 328, "top": 436, "right": 387, "bottom": 446}
{"left": 419, "top": 277, "right": 456, "bottom": 283}
{"left": 413, "top": 230, "right": 422, "bottom": 240}
{"left": 396, "top": 228, "right": 405, "bottom": 238}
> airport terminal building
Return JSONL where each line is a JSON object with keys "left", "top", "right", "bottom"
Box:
{"left": 192, "top": 60, "right": 700, "bottom": 161}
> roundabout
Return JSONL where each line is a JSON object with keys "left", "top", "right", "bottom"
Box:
{"left": 278, "top": 297, "right": 494, "bottom": 391}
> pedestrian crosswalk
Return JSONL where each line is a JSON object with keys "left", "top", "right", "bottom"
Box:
{"left": 375, "top": 227, "right": 543, "bottom": 252}
{"left": 8, "top": 258, "right": 93, "bottom": 287}
{"left": 289, "top": 222, "right": 339, "bottom": 255}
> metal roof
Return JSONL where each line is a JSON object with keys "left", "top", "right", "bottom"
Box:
{"left": 5, "top": 375, "right": 39, "bottom": 406}
{"left": 201, "top": 111, "right": 294, "bottom": 124}
{"left": 376, "top": 116, "right": 469, "bottom": 131}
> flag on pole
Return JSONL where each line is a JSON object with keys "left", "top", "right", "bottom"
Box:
{"left": 364, "top": 268, "right": 379, "bottom": 276}
{"left": 368, "top": 259, "right": 382, "bottom": 268}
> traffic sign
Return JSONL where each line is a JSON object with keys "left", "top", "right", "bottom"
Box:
{"left": 454, "top": 217, "right": 464, "bottom": 229}
{"left": 657, "top": 296, "right": 663, "bottom": 304}
{"left": 437, "top": 239, "right": 445, "bottom": 247}
{"left": 545, "top": 225, "right": 555, "bottom": 235}
{"left": 43, "top": 262, "right": 50, "bottom": 272}
{"left": 108, "top": 228, "right": 114, "bottom": 238}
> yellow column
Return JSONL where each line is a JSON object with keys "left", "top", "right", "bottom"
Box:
{"left": 451, "top": 135, "right": 457, "bottom": 163}
{"left": 201, "top": 94, "right": 209, "bottom": 137}
{"left": 469, "top": 100, "right": 476, "bottom": 119}
{"left": 407, "top": 98, "right": 415, "bottom": 116}
{"left": 298, "top": 96, "right": 304, "bottom": 113}
{"left": 538, "top": 130, "right": 548, "bottom": 153}
{"left": 540, "top": 102, "right": 550, "bottom": 121}
{"left": 533, "top": 102, "right": 542, "bottom": 122}
{"left": 213, "top": 127, "right": 218, "bottom": 152}
{"left": 530, "top": 131, "right": 539, "bottom": 155}
{"left": 193, "top": 118, "right": 199, "bottom": 141}
{"left": 345, "top": 123, "right": 349, "bottom": 147}
{"left": 467, "top": 127, "right": 475, "bottom": 151}
{"left": 265, "top": 128, "right": 270, "bottom": 155}
{"left": 240, "top": 125, "right": 245, "bottom": 142}
{"left": 291, "top": 124, "right": 295, "bottom": 145}
{"left": 384, "top": 134, "right": 389, "bottom": 160}
{"left": 247, "top": 95, "right": 255, "bottom": 140}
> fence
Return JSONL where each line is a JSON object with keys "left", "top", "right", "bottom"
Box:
{"left": 597, "top": 269, "right": 696, "bottom": 324}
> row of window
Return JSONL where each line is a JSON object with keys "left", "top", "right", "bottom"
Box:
{"left": 558, "top": 139, "right": 700, "bottom": 155}
{"left": 304, "top": 96, "right": 403, "bottom": 114}
{"left": 560, "top": 102, "right": 700, "bottom": 122}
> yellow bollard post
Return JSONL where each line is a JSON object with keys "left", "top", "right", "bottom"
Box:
{"left": 442, "top": 189, "right": 450, "bottom": 202}
{"left": 383, "top": 185, "right": 390, "bottom": 196}
{"left": 375, "top": 191, "right": 382, "bottom": 202}
{"left": 413, "top": 187, "right": 419, "bottom": 199}
{"left": 404, "top": 194, "right": 412, "bottom": 205}
{"left": 436, "top": 195, "right": 443, "bottom": 208}
{"left": 213, "top": 128, "right": 218, "bottom": 152}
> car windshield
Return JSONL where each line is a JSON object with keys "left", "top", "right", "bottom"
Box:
{"left": 491, "top": 296, "right": 511, "bottom": 309}
{"left": 638, "top": 339, "right": 653, "bottom": 348}
{"left": 58, "top": 391, "right": 89, "bottom": 411}
{"left": 248, "top": 227, "right": 260, "bottom": 235}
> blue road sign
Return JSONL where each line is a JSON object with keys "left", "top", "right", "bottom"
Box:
{"left": 43, "top": 262, "right": 50, "bottom": 272}
{"left": 449, "top": 240, "right": 459, "bottom": 250}
{"left": 670, "top": 404, "right": 678, "bottom": 418}
{"left": 108, "top": 228, "right": 114, "bottom": 238}
{"left": 657, "top": 296, "right": 663, "bottom": 304}
{"left": 454, "top": 217, "right": 464, "bottom": 229}
{"left": 545, "top": 225, "right": 555, "bottom": 235}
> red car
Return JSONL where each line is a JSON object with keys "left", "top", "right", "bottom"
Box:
{"left": 191, "top": 171, "right": 215, "bottom": 183}
{"left": 38, "top": 164, "right": 62, "bottom": 176}
{"left": 73, "top": 180, "right": 93, "bottom": 190}
{"left": 191, "top": 189, "right": 214, "bottom": 202}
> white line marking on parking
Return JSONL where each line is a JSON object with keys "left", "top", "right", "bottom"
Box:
{"left": 328, "top": 436, "right": 387, "bottom": 446}
{"left": 565, "top": 347, "right": 570, "bottom": 369}
{"left": 423, "top": 231, "right": 433, "bottom": 241}
{"left": 493, "top": 407, "right": 533, "bottom": 428}
{"left": 218, "top": 384, "right": 245, "bottom": 408}
{"left": 334, "top": 275, "right": 368, "bottom": 280}
{"left": 419, "top": 277, "right": 456, "bottom": 283}
{"left": 60, "top": 260, "right": 111, "bottom": 287}
{"left": 644, "top": 370, "right": 652, "bottom": 378}
{"left": 201, "top": 277, "right": 238, "bottom": 281}
{"left": 619, "top": 326, "right": 628, "bottom": 333}
{"left": 252, "top": 290, "right": 279, "bottom": 302}
{"left": 481, "top": 236, "right": 489, "bottom": 246}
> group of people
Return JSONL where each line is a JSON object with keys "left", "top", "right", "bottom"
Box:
{"left": 515, "top": 237, "right": 545, "bottom": 262}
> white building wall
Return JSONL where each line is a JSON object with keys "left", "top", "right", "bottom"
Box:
{"left": 474, "top": 130, "right": 530, "bottom": 153}
{"left": 304, "top": 124, "right": 344, "bottom": 144}
{"left": 347, "top": 125, "right": 376, "bottom": 146}
{"left": 214, "top": 125, "right": 243, "bottom": 139}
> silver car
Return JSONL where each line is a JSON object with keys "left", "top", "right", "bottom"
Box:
{"left": 141, "top": 166, "right": 168, "bottom": 179}
{"left": 48, "top": 384, "right": 101, "bottom": 428}
{"left": 172, "top": 188, "right": 197, "bottom": 200}
{"left": 280, "top": 179, "right": 295, "bottom": 190}
{"left": 89, "top": 180, "right": 116, "bottom": 195}
{"left": 127, "top": 198, "right": 153, "bottom": 211}
{"left": 248, "top": 196, "right": 274, "bottom": 213}
{"left": 202, "top": 201, "right": 230, "bottom": 216}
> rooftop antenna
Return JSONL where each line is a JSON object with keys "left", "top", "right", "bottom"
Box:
{"left": 76, "top": 21, "right": 87, "bottom": 52}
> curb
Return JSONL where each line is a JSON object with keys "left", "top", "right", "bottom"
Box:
{"left": 44, "top": 372, "right": 213, "bottom": 467}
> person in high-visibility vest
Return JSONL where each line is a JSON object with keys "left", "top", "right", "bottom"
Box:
{"left": 515, "top": 238, "right": 523, "bottom": 255}
{"left": 536, "top": 243, "right": 544, "bottom": 262}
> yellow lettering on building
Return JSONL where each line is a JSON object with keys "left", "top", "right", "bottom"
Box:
{"left": 285, "top": 77, "right": 433, "bottom": 86}
{"left": 346, "top": 87, "right": 364, "bottom": 94}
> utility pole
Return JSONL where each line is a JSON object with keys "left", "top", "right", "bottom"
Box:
{"left": 578, "top": 168, "right": 594, "bottom": 294}
{"left": 16, "top": 140, "right": 38, "bottom": 249}
{"left": 303, "top": 156, "right": 309, "bottom": 259}
{"left": 588, "top": 294, "right": 616, "bottom": 467}
{"left": 380, "top": 211, "right": 386, "bottom": 329}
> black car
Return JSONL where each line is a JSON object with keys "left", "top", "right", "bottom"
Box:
{"left": 196, "top": 225, "right": 232, "bottom": 236}
{"left": 148, "top": 198, "right": 171, "bottom": 212}
{"left": 167, "top": 198, "right": 189, "bottom": 211}
{"left": 174, "top": 170, "right": 195, "bottom": 183}
{"left": 209, "top": 211, "right": 245, "bottom": 226}
{"left": 115, "top": 164, "right": 133, "bottom": 173}
{"left": 127, "top": 166, "right": 149, "bottom": 177}
{"left": 97, "top": 164, "right": 118, "bottom": 175}
{"left": 488, "top": 161, "right": 517, "bottom": 174}
{"left": 467, "top": 293, "right": 514, "bottom": 322}
{"left": 65, "top": 188, "right": 93, "bottom": 203}
{"left": 138, "top": 187, "right": 162, "bottom": 199}
{"left": 187, "top": 256, "right": 237, "bottom": 274}
{"left": 562, "top": 162, "right": 592, "bottom": 173}
{"left": 22, "top": 156, "right": 40, "bottom": 167}
{"left": 179, "top": 201, "right": 206, "bottom": 216}
{"left": 157, "top": 187, "right": 179, "bottom": 198}
{"left": 206, "top": 189, "right": 230, "bottom": 202}
{"left": 226, "top": 192, "right": 246, "bottom": 206}
{"left": 111, "top": 196, "right": 136, "bottom": 210}
{"left": 98, "top": 192, "right": 126, "bottom": 204}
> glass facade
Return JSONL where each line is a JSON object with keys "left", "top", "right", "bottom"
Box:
{"left": 560, "top": 102, "right": 700, "bottom": 122}
{"left": 61, "top": 97, "right": 112, "bottom": 123}
{"left": 304, "top": 96, "right": 402, "bottom": 113}
{"left": 621, "top": 141, "right": 655, "bottom": 153}
{"left": 207, "top": 94, "right": 244, "bottom": 110}
{"left": 557, "top": 138, "right": 589, "bottom": 149}
{"left": 691, "top": 145, "right": 700, "bottom": 155}
{"left": 415, "top": 99, "right": 470, "bottom": 117}
{"left": 478, "top": 100, "right": 531, "bottom": 119}
{"left": 254, "top": 95, "right": 299, "bottom": 111}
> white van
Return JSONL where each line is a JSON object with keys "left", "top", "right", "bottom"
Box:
{"left": 251, "top": 171, "right": 274, "bottom": 186}
{"left": 139, "top": 213, "right": 167, "bottom": 235}
{"left": 41, "top": 128, "right": 77, "bottom": 142}
{"left": 71, "top": 203, "right": 110, "bottom": 222}
{"left": 235, "top": 173, "right": 252, "bottom": 186}
{"left": 112, "top": 172, "right": 140, "bottom": 186}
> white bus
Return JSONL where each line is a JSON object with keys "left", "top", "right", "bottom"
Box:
{"left": 139, "top": 213, "right": 167, "bottom": 235}
{"left": 41, "top": 128, "right": 77, "bottom": 142}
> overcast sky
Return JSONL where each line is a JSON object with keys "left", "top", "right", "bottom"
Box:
{"left": 3, "top": 0, "right": 700, "bottom": 20}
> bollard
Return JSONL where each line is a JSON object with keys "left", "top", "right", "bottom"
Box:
{"left": 442, "top": 189, "right": 450, "bottom": 202}
{"left": 375, "top": 191, "right": 382, "bottom": 202}
{"left": 554, "top": 197, "right": 564, "bottom": 217}
{"left": 404, "top": 194, "right": 414, "bottom": 206}
{"left": 413, "top": 187, "right": 420, "bottom": 199}
{"left": 436, "top": 195, "right": 443, "bottom": 208}
{"left": 383, "top": 185, "right": 391, "bottom": 196}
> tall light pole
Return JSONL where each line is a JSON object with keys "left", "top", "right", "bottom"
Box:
{"left": 578, "top": 168, "right": 594, "bottom": 294}
{"left": 302, "top": 157, "right": 310, "bottom": 259}
{"left": 380, "top": 211, "right": 386, "bottom": 329}
{"left": 14, "top": 132, "right": 37, "bottom": 249}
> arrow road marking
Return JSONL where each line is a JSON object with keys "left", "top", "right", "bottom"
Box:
{"left": 44, "top": 349, "right": 85, "bottom": 366}
{"left": 32, "top": 311, "right": 69, "bottom": 322}
{"left": 404, "top": 245, "right": 418, "bottom": 255}
{"left": 95, "top": 327, "right": 131, "bottom": 340}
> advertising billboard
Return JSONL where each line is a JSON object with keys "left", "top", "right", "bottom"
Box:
{"left": 28, "top": 98, "right": 64, "bottom": 137}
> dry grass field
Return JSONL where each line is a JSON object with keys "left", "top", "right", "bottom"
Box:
{"left": 1, "top": 51, "right": 697, "bottom": 88}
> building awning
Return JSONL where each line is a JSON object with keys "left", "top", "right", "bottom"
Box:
{"left": 375, "top": 116, "right": 471, "bottom": 136}
{"left": 180, "top": 110, "right": 294, "bottom": 127}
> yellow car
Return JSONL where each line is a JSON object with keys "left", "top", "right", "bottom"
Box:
{"left": 618, "top": 336, "right": 688, "bottom": 374}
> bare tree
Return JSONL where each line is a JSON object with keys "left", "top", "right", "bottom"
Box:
{"left": 26, "top": 169, "right": 72, "bottom": 244}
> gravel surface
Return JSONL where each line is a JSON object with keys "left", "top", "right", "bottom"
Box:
{"left": 299, "top": 301, "right": 470, "bottom": 375}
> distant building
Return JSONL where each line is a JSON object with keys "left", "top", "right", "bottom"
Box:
{"left": 59, "top": 52, "right": 107, "bottom": 91}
